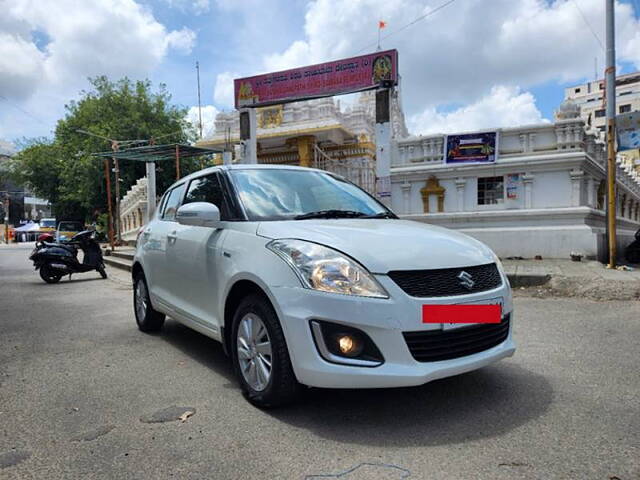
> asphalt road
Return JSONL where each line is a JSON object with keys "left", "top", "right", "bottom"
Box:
{"left": 1, "top": 243, "right": 639, "bottom": 480}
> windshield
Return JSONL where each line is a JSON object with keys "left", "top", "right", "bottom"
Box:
{"left": 230, "top": 169, "right": 391, "bottom": 221}
{"left": 58, "top": 221, "right": 82, "bottom": 231}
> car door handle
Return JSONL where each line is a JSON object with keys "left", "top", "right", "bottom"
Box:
{"left": 167, "top": 231, "right": 177, "bottom": 244}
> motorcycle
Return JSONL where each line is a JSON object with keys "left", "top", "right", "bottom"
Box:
{"left": 30, "top": 230, "right": 107, "bottom": 283}
{"left": 625, "top": 228, "right": 640, "bottom": 264}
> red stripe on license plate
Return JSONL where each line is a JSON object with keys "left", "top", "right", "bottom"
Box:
{"left": 422, "top": 304, "right": 501, "bottom": 324}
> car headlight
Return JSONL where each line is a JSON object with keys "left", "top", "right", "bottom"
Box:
{"left": 266, "top": 239, "right": 389, "bottom": 298}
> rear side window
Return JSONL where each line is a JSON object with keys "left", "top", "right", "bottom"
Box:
{"left": 161, "top": 184, "right": 186, "bottom": 221}
{"left": 184, "top": 173, "right": 231, "bottom": 220}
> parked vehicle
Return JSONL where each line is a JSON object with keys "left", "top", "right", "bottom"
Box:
{"left": 625, "top": 228, "right": 640, "bottom": 264}
{"left": 56, "top": 221, "right": 83, "bottom": 242}
{"left": 39, "top": 218, "right": 57, "bottom": 233}
{"left": 133, "top": 165, "right": 515, "bottom": 407}
{"left": 30, "top": 230, "right": 107, "bottom": 283}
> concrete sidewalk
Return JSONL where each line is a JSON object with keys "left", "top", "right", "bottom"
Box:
{"left": 504, "top": 258, "right": 640, "bottom": 300}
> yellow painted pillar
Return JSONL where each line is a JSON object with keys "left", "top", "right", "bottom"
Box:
{"left": 296, "top": 136, "right": 315, "bottom": 167}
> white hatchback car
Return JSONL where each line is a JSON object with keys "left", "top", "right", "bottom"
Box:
{"left": 133, "top": 165, "right": 515, "bottom": 407}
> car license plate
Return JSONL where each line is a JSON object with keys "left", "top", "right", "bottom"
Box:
{"left": 422, "top": 297, "right": 503, "bottom": 330}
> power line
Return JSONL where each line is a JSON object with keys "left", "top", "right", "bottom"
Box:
{"left": 571, "top": 0, "right": 605, "bottom": 51}
{"left": 355, "top": 0, "right": 457, "bottom": 54}
{"left": 0, "top": 95, "right": 50, "bottom": 126}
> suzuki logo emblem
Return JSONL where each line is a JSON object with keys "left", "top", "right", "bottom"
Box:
{"left": 457, "top": 271, "right": 475, "bottom": 290}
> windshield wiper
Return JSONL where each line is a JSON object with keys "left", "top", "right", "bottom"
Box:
{"left": 294, "top": 209, "right": 367, "bottom": 220}
{"left": 360, "top": 212, "right": 397, "bottom": 219}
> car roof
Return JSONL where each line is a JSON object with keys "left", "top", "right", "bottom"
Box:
{"left": 174, "top": 164, "right": 333, "bottom": 186}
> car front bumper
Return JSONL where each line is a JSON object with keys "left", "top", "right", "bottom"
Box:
{"left": 270, "top": 275, "right": 515, "bottom": 389}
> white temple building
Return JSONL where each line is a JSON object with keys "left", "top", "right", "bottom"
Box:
{"left": 391, "top": 99, "right": 640, "bottom": 259}
{"left": 120, "top": 91, "right": 640, "bottom": 259}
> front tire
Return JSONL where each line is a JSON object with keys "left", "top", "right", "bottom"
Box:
{"left": 133, "top": 273, "right": 165, "bottom": 332}
{"left": 39, "top": 264, "right": 62, "bottom": 284}
{"left": 231, "top": 294, "right": 301, "bottom": 408}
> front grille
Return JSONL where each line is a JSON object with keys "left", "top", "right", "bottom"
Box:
{"left": 388, "top": 263, "right": 501, "bottom": 297}
{"left": 403, "top": 315, "right": 510, "bottom": 362}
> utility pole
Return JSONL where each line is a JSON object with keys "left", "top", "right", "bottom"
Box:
{"left": 175, "top": 144, "right": 181, "bottom": 180}
{"left": 3, "top": 194, "right": 9, "bottom": 244}
{"left": 605, "top": 0, "right": 617, "bottom": 268}
{"left": 111, "top": 141, "right": 121, "bottom": 245}
{"left": 196, "top": 61, "right": 203, "bottom": 139}
{"left": 103, "top": 158, "right": 115, "bottom": 250}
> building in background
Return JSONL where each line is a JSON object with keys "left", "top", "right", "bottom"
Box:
{"left": 121, "top": 85, "right": 640, "bottom": 258}
{"left": 390, "top": 99, "right": 640, "bottom": 259}
{"left": 564, "top": 71, "right": 640, "bottom": 137}
{"left": 197, "top": 91, "right": 408, "bottom": 193}
{"left": 1, "top": 144, "right": 52, "bottom": 227}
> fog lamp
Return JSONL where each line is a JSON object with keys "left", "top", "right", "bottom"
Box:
{"left": 336, "top": 334, "right": 363, "bottom": 357}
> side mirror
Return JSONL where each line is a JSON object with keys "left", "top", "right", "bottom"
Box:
{"left": 176, "top": 202, "right": 222, "bottom": 228}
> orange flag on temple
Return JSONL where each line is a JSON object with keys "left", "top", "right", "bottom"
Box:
{"left": 379, "top": 20, "right": 387, "bottom": 29}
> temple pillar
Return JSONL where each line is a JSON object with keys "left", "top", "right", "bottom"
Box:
{"left": 522, "top": 173, "right": 534, "bottom": 209}
{"left": 296, "top": 136, "right": 316, "bottom": 168}
{"left": 570, "top": 169, "right": 584, "bottom": 207}
{"left": 587, "top": 175, "right": 596, "bottom": 208}
{"left": 420, "top": 176, "right": 445, "bottom": 213}
{"left": 400, "top": 181, "right": 411, "bottom": 214}
{"left": 455, "top": 178, "right": 466, "bottom": 212}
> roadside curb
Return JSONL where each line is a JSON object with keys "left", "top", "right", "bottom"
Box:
{"left": 507, "top": 273, "right": 551, "bottom": 288}
{"left": 104, "top": 256, "right": 132, "bottom": 272}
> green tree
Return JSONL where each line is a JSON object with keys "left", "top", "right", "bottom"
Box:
{"left": 13, "top": 76, "right": 199, "bottom": 221}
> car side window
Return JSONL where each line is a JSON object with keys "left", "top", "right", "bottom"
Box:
{"left": 161, "top": 184, "right": 186, "bottom": 222}
{"left": 156, "top": 192, "right": 169, "bottom": 219}
{"left": 184, "top": 173, "right": 231, "bottom": 220}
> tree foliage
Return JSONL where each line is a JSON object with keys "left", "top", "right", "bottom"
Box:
{"left": 12, "top": 76, "right": 200, "bottom": 221}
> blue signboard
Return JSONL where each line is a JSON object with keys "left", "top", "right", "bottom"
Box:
{"left": 617, "top": 111, "right": 640, "bottom": 151}
{"left": 445, "top": 131, "right": 498, "bottom": 164}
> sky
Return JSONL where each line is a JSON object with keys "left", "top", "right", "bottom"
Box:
{"left": 1, "top": 0, "right": 640, "bottom": 153}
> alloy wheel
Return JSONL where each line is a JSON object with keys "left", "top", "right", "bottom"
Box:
{"left": 135, "top": 280, "right": 148, "bottom": 320}
{"left": 236, "top": 313, "right": 273, "bottom": 392}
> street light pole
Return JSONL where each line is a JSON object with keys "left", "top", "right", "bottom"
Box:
{"left": 605, "top": 0, "right": 617, "bottom": 268}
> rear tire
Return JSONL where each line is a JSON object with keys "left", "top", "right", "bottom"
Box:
{"left": 133, "top": 273, "right": 165, "bottom": 332}
{"left": 39, "top": 264, "right": 62, "bottom": 284}
{"left": 231, "top": 293, "right": 301, "bottom": 408}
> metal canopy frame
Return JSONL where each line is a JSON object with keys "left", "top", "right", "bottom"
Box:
{"left": 91, "top": 143, "right": 224, "bottom": 250}
{"left": 92, "top": 143, "right": 223, "bottom": 162}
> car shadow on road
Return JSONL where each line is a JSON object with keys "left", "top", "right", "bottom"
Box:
{"left": 158, "top": 319, "right": 237, "bottom": 384}
{"left": 268, "top": 361, "right": 552, "bottom": 448}
{"left": 29, "top": 277, "right": 106, "bottom": 285}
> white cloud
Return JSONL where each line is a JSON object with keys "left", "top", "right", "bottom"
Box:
{"left": 0, "top": 0, "right": 198, "bottom": 139}
{"left": 0, "top": 33, "right": 44, "bottom": 100}
{"left": 166, "top": 27, "right": 196, "bottom": 54}
{"left": 409, "top": 86, "right": 548, "bottom": 135}
{"left": 186, "top": 104, "right": 219, "bottom": 137}
{"left": 163, "top": 0, "right": 210, "bottom": 14}
{"left": 213, "top": 71, "right": 238, "bottom": 109}
{"left": 0, "top": 0, "right": 197, "bottom": 102}
{"left": 259, "top": 0, "right": 640, "bottom": 132}
{"left": 0, "top": 139, "right": 16, "bottom": 156}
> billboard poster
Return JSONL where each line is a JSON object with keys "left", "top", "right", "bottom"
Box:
{"left": 616, "top": 111, "right": 640, "bottom": 151}
{"left": 506, "top": 174, "right": 520, "bottom": 199}
{"left": 445, "top": 132, "right": 498, "bottom": 164}
{"left": 234, "top": 49, "right": 398, "bottom": 109}
{"left": 376, "top": 176, "right": 391, "bottom": 198}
